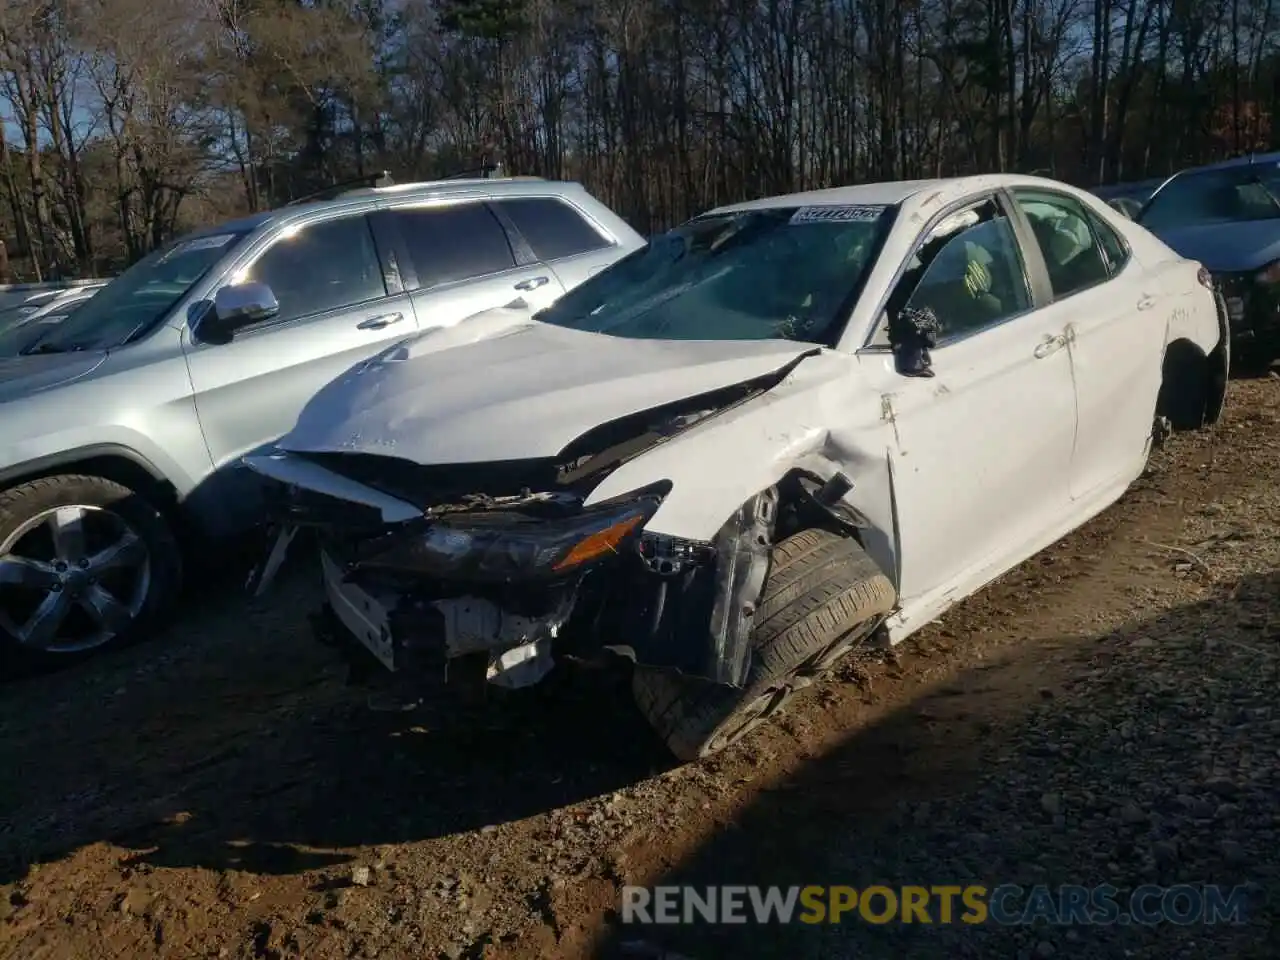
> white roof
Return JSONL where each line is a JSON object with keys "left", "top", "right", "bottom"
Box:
{"left": 707, "top": 173, "right": 1077, "bottom": 216}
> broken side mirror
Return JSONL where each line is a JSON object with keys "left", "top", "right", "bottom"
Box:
{"left": 200, "top": 281, "right": 280, "bottom": 343}
{"left": 887, "top": 305, "right": 941, "bottom": 378}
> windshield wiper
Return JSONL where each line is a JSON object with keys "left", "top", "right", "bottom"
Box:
{"left": 20, "top": 341, "right": 83, "bottom": 356}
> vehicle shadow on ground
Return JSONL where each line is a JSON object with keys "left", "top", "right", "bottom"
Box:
{"left": 0, "top": 555, "right": 674, "bottom": 886}
{"left": 592, "top": 571, "right": 1280, "bottom": 960}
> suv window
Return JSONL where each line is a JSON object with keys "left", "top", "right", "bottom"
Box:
{"left": 1014, "top": 190, "right": 1111, "bottom": 298}
{"left": 495, "top": 197, "right": 610, "bottom": 261}
{"left": 1087, "top": 209, "right": 1130, "bottom": 276}
{"left": 899, "top": 204, "right": 1032, "bottom": 341}
{"left": 241, "top": 216, "right": 386, "bottom": 324}
{"left": 387, "top": 202, "right": 516, "bottom": 288}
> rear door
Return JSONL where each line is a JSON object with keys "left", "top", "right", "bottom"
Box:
{"left": 376, "top": 199, "right": 566, "bottom": 329}
{"left": 1007, "top": 187, "right": 1162, "bottom": 501}
{"left": 489, "top": 195, "right": 625, "bottom": 290}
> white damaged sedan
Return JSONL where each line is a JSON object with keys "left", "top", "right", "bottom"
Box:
{"left": 246, "top": 174, "right": 1228, "bottom": 760}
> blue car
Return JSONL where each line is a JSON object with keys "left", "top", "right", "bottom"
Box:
{"left": 1136, "top": 153, "right": 1280, "bottom": 366}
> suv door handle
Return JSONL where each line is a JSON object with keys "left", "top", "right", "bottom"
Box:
{"left": 1137, "top": 295, "right": 1156, "bottom": 311}
{"left": 514, "top": 276, "right": 550, "bottom": 292}
{"left": 1033, "top": 333, "right": 1067, "bottom": 359}
{"left": 357, "top": 312, "right": 404, "bottom": 330}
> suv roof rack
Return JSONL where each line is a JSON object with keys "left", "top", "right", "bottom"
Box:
{"left": 284, "top": 171, "right": 395, "bottom": 206}
{"left": 439, "top": 159, "right": 507, "bottom": 180}
{"left": 280, "top": 162, "right": 550, "bottom": 207}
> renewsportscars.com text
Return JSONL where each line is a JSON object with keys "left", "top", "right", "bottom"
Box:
{"left": 621, "top": 883, "right": 1252, "bottom": 926}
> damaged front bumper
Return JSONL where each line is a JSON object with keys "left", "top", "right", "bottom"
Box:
{"left": 244, "top": 451, "right": 768, "bottom": 698}
{"left": 317, "top": 548, "right": 566, "bottom": 689}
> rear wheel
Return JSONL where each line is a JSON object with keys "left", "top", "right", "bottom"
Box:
{"left": 0, "top": 475, "right": 181, "bottom": 669}
{"left": 633, "top": 528, "right": 896, "bottom": 762}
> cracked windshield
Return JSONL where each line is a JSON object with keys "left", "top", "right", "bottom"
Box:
{"left": 535, "top": 204, "right": 890, "bottom": 343}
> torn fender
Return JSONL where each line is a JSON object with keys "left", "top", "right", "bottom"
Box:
{"left": 585, "top": 350, "right": 898, "bottom": 581}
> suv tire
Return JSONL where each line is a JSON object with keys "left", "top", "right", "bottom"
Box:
{"left": 0, "top": 475, "right": 181, "bottom": 668}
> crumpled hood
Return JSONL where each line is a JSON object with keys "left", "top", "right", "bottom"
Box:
{"left": 281, "top": 320, "right": 819, "bottom": 465}
{"left": 1149, "top": 219, "right": 1280, "bottom": 273}
{"left": 0, "top": 350, "right": 108, "bottom": 403}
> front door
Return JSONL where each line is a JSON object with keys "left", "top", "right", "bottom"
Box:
{"left": 183, "top": 212, "right": 420, "bottom": 528}
{"left": 871, "top": 195, "right": 1078, "bottom": 629}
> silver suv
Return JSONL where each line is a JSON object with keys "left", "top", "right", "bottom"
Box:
{"left": 0, "top": 176, "right": 644, "bottom": 664}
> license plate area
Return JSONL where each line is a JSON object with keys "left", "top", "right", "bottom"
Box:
{"left": 321, "top": 550, "right": 398, "bottom": 671}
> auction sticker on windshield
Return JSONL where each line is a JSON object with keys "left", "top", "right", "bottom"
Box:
{"left": 158, "top": 234, "right": 238, "bottom": 262}
{"left": 790, "top": 205, "right": 886, "bottom": 224}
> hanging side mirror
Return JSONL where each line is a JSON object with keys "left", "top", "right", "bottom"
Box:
{"left": 887, "top": 306, "right": 941, "bottom": 378}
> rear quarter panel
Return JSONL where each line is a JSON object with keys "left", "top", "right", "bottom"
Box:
{"left": 1111, "top": 215, "right": 1220, "bottom": 354}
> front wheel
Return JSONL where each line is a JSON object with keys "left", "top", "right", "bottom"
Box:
{"left": 0, "top": 475, "right": 182, "bottom": 668}
{"left": 633, "top": 528, "right": 897, "bottom": 762}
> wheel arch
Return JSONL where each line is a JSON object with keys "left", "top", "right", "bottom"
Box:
{"left": 1156, "top": 335, "right": 1226, "bottom": 430}
{"left": 0, "top": 445, "right": 185, "bottom": 529}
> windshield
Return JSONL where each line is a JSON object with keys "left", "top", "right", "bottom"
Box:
{"left": 1139, "top": 164, "right": 1280, "bottom": 232}
{"left": 15, "top": 231, "right": 250, "bottom": 354}
{"left": 534, "top": 203, "right": 893, "bottom": 344}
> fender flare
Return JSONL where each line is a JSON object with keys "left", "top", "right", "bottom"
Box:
{"left": 0, "top": 442, "right": 171, "bottom": 490}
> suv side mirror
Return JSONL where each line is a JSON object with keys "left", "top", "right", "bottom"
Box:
{"left": 201, "top": 282, "right": 279, "bottom": 343}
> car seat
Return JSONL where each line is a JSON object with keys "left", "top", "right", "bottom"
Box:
{"left": 1031, "top": 215, "right": 1106, "bottom": 294}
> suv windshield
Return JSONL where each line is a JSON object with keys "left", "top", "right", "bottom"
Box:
{"left": 535, "top": 203, "right": 893, "bottom": 344}
{"left": 1139, "top": 165, "right": 1280, "bottom": 232}
{"left": 15, "top": 230, "right": 251, "bottom": 354}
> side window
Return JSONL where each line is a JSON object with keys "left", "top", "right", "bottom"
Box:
{"left": 495, "top": 197, "right": 611, "bottom": 261}
{"left": 1014, "top": 190, "right": 1111, "bottom": 298}
{"left": 241, "top": 216, "right": 386, "bottom": 325}
{"left": 897, "top": 203, "right": 1033, "bottom": 341}
{"left": 1087, "top": 209, "right": 1130, "bottom": 277}
{"left": 387, "top": 202, "right": 516, "bottom": 288}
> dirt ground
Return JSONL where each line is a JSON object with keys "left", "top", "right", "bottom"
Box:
{"left": 2, "top": 378, "right": 1279, "bottom": 960}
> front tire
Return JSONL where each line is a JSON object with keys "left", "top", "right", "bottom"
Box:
{"left": 633, "top": 528, "right": 896, "bottom": 762}
{"left": 0, "top": 475, "right": 181, "bottom": 668}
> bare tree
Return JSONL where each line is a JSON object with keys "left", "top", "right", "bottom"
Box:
{"left": 0, "top": 0, "right": 1273, "bottom": 279}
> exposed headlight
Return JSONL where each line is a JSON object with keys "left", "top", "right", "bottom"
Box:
{"left": 354, "top": 484, "right": 669, "bottom": 583}
{"left": 1255, "top": 261, "right": 1280, "bottom": 285}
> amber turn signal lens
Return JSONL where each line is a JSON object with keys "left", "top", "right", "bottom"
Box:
{"left": 553, "top": 514, "right": 644, "bottom": 571}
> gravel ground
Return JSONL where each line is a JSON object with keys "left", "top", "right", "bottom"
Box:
{"left": 1, "top": 378, "right": 1278, "bottom": 960}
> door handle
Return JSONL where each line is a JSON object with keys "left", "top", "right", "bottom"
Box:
{"left": 514, "top": 276, "right": 550, "bottom": 292}
{"left": 357, "top": 312, "right": 405, "bottom": 330}
{"left": 1137, "top": 295, "right": 1156, "bottom": 311}
{"left": 1033, "top": 333, "right": 1067, "bottom": 359}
